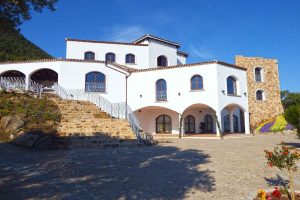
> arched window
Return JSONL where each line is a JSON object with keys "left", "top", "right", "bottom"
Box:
{"left": 156, "top": 115, "right": 172, "bottom": 133}
{"left": 84, "top": 51, "right": 95, "bottom": 60}
{"left": 156, "top": 79, "right": 167, "bottom": 101}
{"left": 227, "top": 76, "right": 237, "bottom": 95}
{"left": 255, "top": 67, "right": 263, "bottom": 82}
{"left": 157, "top": 55, "right": 168, "bottom": 67}
{"left": 125, "top": 54, "right": 135, "bottom": 64}
{"left": 256, "top": 90, "right": 265, "bottom": 101}
{"left": 204, "top": 115, "right": 213, "bottom": 132}
{"left": 85, "top": 72, "right": 106, "bottom": 92}
{"left": 224, "top": 115, "right": 238, "bottom": 133}
{"left": 184, "top": 115, "right": 195, "bottom": 133}
{"left": 105, "top": 53, "right": 116, "bottom": 63}
{"left": 191, "top": 75, "right": 203, "bottom": 90}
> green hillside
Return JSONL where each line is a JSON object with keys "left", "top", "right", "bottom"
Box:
{"left": 0, "top": 27, "right": 52, "bottom": 62}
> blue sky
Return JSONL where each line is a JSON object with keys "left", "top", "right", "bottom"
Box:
{"left": 20, "top": 0, "right": 300, "bottom": 92}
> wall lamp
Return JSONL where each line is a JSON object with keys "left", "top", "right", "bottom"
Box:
{"left": 222, "top": 90, "right": 225, "bottom": 95}
{"left": 244, "top": 92, "right": 247, "bottom": 97}
{"left": 140, "top": 94, "right": 142, "bottom": 98}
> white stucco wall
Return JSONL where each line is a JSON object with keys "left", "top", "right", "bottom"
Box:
{"left": 148, "top": 40, "right": 178, "bottom": 67}
{"left": 0, "top": 61, "right": 127, "bottom": 103}
{"left": 66, "top": 41, "right": 149, "bottom": 69}
{"left": 177, "top": 54, "right": 187, "bottom": 65}
{"left": 127, "top": 64, "right": 221, "bottom": 113}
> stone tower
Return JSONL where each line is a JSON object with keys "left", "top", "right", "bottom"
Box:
{"left": 235, "top": 55, "right": 283, "bottom": 129}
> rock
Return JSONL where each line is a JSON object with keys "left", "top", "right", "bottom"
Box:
{"left": 35, "top": 136, "right": 53, "bottom": 150}
{"left": 14, "top": 133, "right": 40, "bottom": 147}
{"left": 9, "top": 134, "right": 14, "bottom": 140}
{"left": 0, "top": 114, "right": 26, "bottom": 133}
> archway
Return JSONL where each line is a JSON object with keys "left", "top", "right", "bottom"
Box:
{"left": 134, "top": 106, "right": 179, "bottom": 134}
{"left": 182, "top": 103, "right": 217, "bottom": 134}
{"left": 30, "top": 68, "right": 58, "bottom": 89}
{"left": 221, "top": 104, "right": 247, "bottom": 134}
{"left": 0, "top": 70, "right": 25, "bottom": 78}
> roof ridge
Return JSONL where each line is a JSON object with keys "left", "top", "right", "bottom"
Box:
{"left": 66, "top": 38, "right": 148, "bottom": 46}
{"left": 132, "top": 34, "right": 180, "bottom": 48}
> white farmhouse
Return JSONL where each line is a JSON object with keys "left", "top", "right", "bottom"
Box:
{"left": 1, "top": 34, "right": 281, "bottom": 137}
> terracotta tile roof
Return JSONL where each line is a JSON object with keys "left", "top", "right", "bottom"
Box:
{"left": 177, "top": 50, "right": 189, "bottom": 57}
{"left": 0, "top": 58, "right": 106, "bottom": 65}
{"left": 66, "top": 38, "right": 148, "bottom": 46}
{"left": 0, "top": 59, "right": 246, "bottom": 73}
{"left": 132, "top": 34, "right": 180, "bottom": 48}
{"left": 131, "top": 61, "right": 247, "bottom": 73}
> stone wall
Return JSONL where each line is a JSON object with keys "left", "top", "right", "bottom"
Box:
{"left": 235, "top": 55, "right": 283, "bottom": 129}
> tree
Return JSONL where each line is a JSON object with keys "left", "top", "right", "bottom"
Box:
{"left": 282, "top": 92, "right": 300, "bottom": 109}
{"left": 0, "top": 0, "right": 58, "bottom": 29}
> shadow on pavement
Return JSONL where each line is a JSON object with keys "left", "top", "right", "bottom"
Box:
{"left": 0, "top": 142, "right": 215, "bottom": 200}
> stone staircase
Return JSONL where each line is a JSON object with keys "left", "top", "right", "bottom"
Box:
{"left": 46, "top": 94, "right": 137, "bottom": 148}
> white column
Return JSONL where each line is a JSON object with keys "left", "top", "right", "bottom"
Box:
{"left": 25, "top": 76, "right": 30, "bottom": 90}
{"left": 244, "top": 111, "right": 250, "bottom": 134}
{"left": 229, "top": 111, "right": 234, "bottom": 133}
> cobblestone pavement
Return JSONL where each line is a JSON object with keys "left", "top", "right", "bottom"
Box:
{"left": 0, "top": 134, "right": 299, "bottom": 200}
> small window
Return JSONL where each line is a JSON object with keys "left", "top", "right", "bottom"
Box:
{"left": 256, "top": 90, "right": 265, "bottom": 101}
{"left": 105, "top": 53, "right": 116, "bottom": 63}
{"left": 191, "top": 75, "right": 203, "bottom": 90}
{"left": 157, "top": 55, "right": 168, "bottom": 67}
{"left": 84, "top": 52, "right": 95, "bottom": 60}
{"left": 156, "top": 79, "right": 167, "bottom": 101}
{"left": 227, "top": 76, "right": 237, "bottom": 95}
{"left": 125, "top": 54, "right": 135, "bottom": 64}
{"left": 255, "top": 68, "right": 263, "bottom": 82}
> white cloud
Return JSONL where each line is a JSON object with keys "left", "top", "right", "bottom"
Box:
{"left": 189, "top": 45, "right": 214, "bottom": 60}
{"left": 103, "top": 25, "right": 146, "bottom": 42}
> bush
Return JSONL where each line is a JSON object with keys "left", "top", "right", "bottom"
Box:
{"left": 270, "top": 116, "right": 288, "bottom": 132}
{"left": 284, "top": 105, "right": 300, "bottom": 136}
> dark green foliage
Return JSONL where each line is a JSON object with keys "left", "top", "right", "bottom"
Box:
{"left": 284, "top": 105, "right": 300, "bottom": 136}
{"left": 0, "top": 0, "right": 58, "bottom": 28}
{"left": 0, "top": 26, "right": 52, "bottom": 62}
{"left": 282, "top": 92, "right": 300, "bottom": 109}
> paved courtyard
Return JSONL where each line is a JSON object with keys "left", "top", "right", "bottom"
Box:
{"left": 0, "top": 134, "right": 299, "bottom": 200}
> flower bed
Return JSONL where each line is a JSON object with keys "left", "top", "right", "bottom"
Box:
{"left": 255, "top": 116, "right": 296, "bottom": 134}
{"left": 250, "top": 188, "right": 300, "bottom": 200}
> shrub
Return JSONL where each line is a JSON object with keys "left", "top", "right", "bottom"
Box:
{"left": 270, "top": 115, "right": 288, "bottom": 132}
{"left": 284, "top": 105, "right": 300, "bottom": 136}
{"left": 265, "top": 142, "right": 300, "bottom": 200}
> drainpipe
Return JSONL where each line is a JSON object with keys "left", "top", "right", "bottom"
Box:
{"left": 105, "top": 63, "right": 131, "bottom": 120}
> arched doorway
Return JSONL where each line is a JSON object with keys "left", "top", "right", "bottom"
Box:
{"left": 224, "top": 115, "right": 238, "bottom": 133}
{"left": 30, "top": 69, "right": 58, "bottom": 88}
{"left": 204, "top": 114, "right": 213, "bottom": 132}
{"left": 156, "top": 114, "right": 172, "bottom": 133}
{"left": 184, "top": 115, "right": 195, "bottom": 133}
{"left": 0, "top": 70, "right": 26, "bottom": 91}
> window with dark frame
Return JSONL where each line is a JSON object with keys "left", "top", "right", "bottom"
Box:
{"left": 85, "top": 72, "right": 106, "bottom": 92}
{"left": 156, "top": 79, "right": 167, "bottom": 101}
{"left": 184, "top": 115, "right": 195, "bottom": 133}
{"left": 191, "top": 75, "right": 203, "bottom": 90}
{"left": 156, "top": 115, "right": 172, "bottom": 133}
{"left": 125, "top": 54, "right": 135, "bottom": 64}
{"left": 84, "top": 52, "right": 95, "bottom": 60}
{"left": 256, "top": 90, "right": 264, "bottom": 100}
{"left": 157, "top": 56, "right": 168, "bottom": 67}
{"left": 105, "top": 53, "right": 116, "bottom": 62}
{"left": 255, "top": 68, "right": 262, "bottom": 82}
{"left": 227, "top": 76, "right": 237, "bottom": 95}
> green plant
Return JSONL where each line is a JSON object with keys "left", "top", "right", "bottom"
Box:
{"left": 270, "top": 115, "right": 288, "bottom": 132}
{"left": 264, "top": 142, "right": 300, "bottom": 200}
{"left": 285, "top": 105, "right": 300, "bottom": 137}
